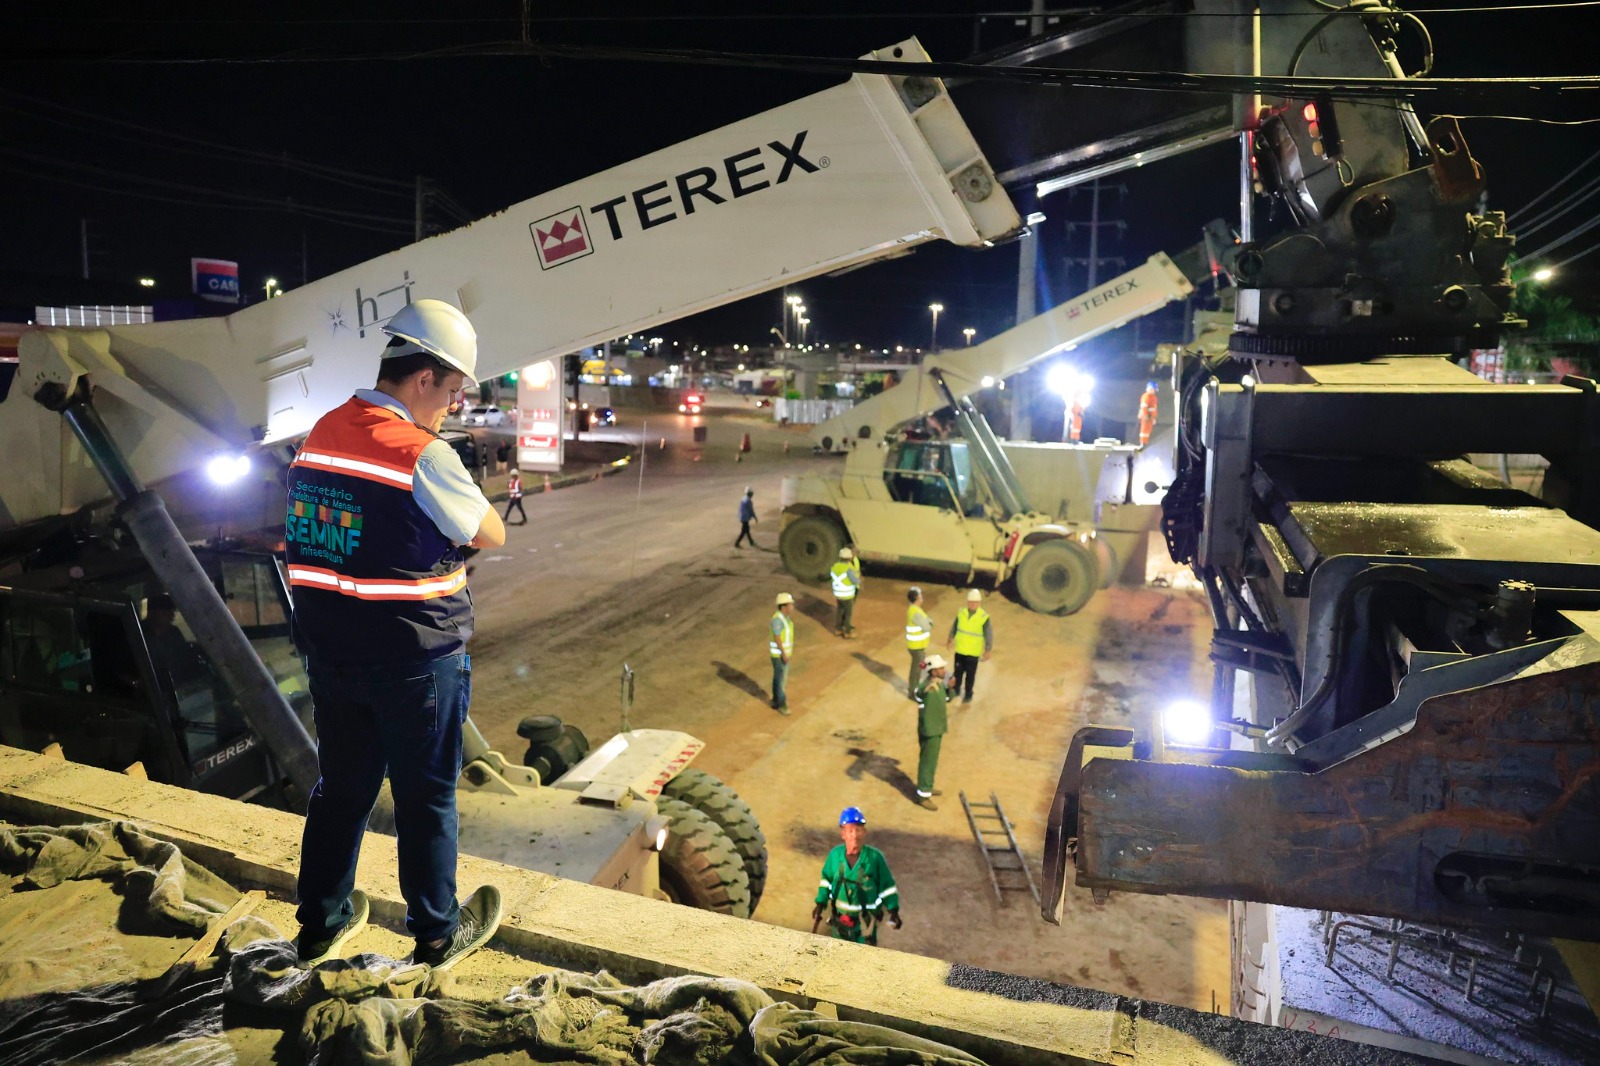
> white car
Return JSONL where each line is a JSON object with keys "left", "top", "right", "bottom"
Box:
{"left": 460, "top": 404, "right": 507, "bottom": 427}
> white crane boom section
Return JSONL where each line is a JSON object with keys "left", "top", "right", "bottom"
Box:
{"left": 4, "top": 39, "right": 1017, "bottom": 529}
{"left": 809, "top": 252, "right": 1195, "bottom": 451}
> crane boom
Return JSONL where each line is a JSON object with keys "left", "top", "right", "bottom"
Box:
{"left": 3, "top": 38, "right": 1017, "bottom": 531}
{"left": 809, "top": 223, "right": 1228, "bottom": 451}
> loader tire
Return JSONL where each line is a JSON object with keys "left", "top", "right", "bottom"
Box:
{"left": 780, "top": 515, "right": 845, "bottom": 584}
{"left": 657, "top": 796, "right": 753, "bottom": 919}
{"left": 662, "top": 768, "right": 770, "bottom": 915}
{"left": 1015, "top": 539, "right": 1099, "bottom": 616}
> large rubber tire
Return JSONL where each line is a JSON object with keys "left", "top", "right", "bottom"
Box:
{"left": 662, "top": 768, "right": 770, "bottom": 915}
{"left": 1092, "top": 537, "right": 1119, "bottom": 590}
{"left": 780, "top": 514, "right": 845, "bottom": 584}
{"left": 656, "top": 796, "right": 753, "bottom": 919}
{"left": 1015, "top": 539, "right": 1099, "bottom": 616}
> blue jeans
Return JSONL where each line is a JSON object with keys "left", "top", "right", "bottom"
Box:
{"left": 771, "top": 657, "right": 788, "bottom": 709}
{"left": 296, "top": 653, "right": 470, "bottom": 943}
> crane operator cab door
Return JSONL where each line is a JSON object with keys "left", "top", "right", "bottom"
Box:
{"left": 859, "top": 440, "right": 981, "bottom": 572}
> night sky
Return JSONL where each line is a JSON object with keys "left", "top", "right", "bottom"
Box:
{"left": 4, "top": 1, "right": 1597, "bottom": 354}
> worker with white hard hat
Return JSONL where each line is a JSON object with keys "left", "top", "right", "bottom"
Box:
{"left": 945, "top": 588, "right": 994, "bottom": 704}
{"left": 828, "top": 546, "right": 862, "bottom": 639}
{"left": 769, "top": 592, "right": 796, "bottom": 715}
{"left": 287, "top": 298, "right": 504, "bottom": 973}
{"left": 904, "top": 586, "right": 933, "bottom": 701}
{"left": 912, "top": 654, "right": 955, "bottom": 810}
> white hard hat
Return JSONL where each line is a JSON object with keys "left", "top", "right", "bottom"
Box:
{"left": 775, "top": 592, "right": 795, "bottom": 606}
{"left": 924, "top": 654, "right": 948, "bottom": 671}
{"left": 839, "top": 547, "right": 854, "bottom": 560}
{"left": 967, "top": 589, "right": 982, "bottom": 603}
{"left": 381, "top": 299, "right": 478, "bottom": 379}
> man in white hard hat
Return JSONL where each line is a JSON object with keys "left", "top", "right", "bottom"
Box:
{"left": 912, "top": 654, "right": 955, "bottom": 810}
{"left": 945, "top": 588, "right": 994, "bottom": 705}
{"left": 770, "top": 592, "right": 796, "bottom": 714}
{"left": 285, "top": 299, "right": 505, "bottom": 972}
{"left": 828, "top": 547, "right": 861, "bottom": 638}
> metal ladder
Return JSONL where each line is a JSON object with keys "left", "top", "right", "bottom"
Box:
{"left": 960, "top": 790, "right": 1042, "bottom": 910}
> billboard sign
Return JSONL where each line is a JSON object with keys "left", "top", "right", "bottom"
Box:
{"left": 516, "top": 358, "right": 563, "bottom": 472}
{"left": 191, "top": 258, "right": 240, "bottom": 304}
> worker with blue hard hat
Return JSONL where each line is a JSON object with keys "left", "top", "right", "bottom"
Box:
{"left": 812, "top": 806, "right": 901, "bottom": 943}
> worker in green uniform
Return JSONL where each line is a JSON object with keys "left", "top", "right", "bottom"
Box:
{"left": 913, "top": 653, "right": 954, "bottom": 811}
{"left": 812, "top": 806, "right": 902, "bottom": 944}
{"left": 829, "top": 547, "right": 861, "bottom": 638}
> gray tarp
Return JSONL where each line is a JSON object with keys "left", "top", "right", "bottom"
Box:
{"left": 0, "top": 822, "right": 989, "bottom": 1066}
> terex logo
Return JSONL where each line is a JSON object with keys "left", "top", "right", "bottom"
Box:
{"left": 1065, "top": 277, "right": 1140, "bottom": 319}
{"left": 589, "top": 130, "right": 825, "bottom": 244}
{"left": 530, "top": 209, "right": 593, "bottom": 270}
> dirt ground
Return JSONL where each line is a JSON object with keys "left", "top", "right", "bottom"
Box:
{"left": 463, "top": 402, "right": 1229, "bottom": 1013}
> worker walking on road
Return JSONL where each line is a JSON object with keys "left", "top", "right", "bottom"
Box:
{"left": 913, "top": 654, "right": 954, "bottom": 810}
{"left": 946, "top": 589, "right": 993, "bottom": 704}
{"left": 503, "top": 468, "right": 527, "bottom": 525}
{"left": 830, "top": 547, "right": 861, "bottom": 638}
{"left": 904, "top": 586, "right": 933, "bottom": 700}
{"left": 1138, "top": 381, "right": 1159, "bottom": 447}
{"left": 287, "top": 299, "right": 504, "bottom": 972}
{"left": 812, "top": 806, "right": 901, "bottom": 944}
{"left": 734, "top": 487, "right": 757, "bottom": 548}
{"left": 770, "top": 592, "right": 795, "bottom": 715}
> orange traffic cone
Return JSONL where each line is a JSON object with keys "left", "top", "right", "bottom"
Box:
{"left": 739, "top": 432, "right": 751, "bottom": 453}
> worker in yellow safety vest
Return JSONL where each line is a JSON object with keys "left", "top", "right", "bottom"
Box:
{"left": 829, "top": 548, "right": 861, "bottom": 638}
{"left": 769, "top": 592, "right": 795, "bottom": 715}
{"left": 904, "top": 586, "right": 933, "bottom": 701}
{"left": 945, "top": 588, "right": 993, "bottom": 704}
{"left": 1137, "top": 381, "right": 1159, "bottom": 447}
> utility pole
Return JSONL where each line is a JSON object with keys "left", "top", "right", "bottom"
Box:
{"left": 1064, "top": 179, "right": 1127, "bottom": 292}
{"left": 80, "top": 218, "right": 91, "bottom": 280}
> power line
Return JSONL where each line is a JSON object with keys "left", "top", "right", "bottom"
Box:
{"left": 49, "top": 36, "right": 1599, "bottom": 114}
{"left": 1515, "top": 175, "right": 1600, "bottom": 237}
{"left": 9, "top": 3, "right": 1600, "bottom": 25}
{"left": 1518, "top": 211, "right": 1600, "bottom": 263}
{"left": 0, "top": 87, "right": 415, "bottom": 195}
{"left": 1547, "top": 239, "right": 1600, "bottom": 271}
{"left": 0, "top": 144, "right": 414, "bottom": 225}
{"left": 1507, "top": 147, "right": 1600, "bottom": 226}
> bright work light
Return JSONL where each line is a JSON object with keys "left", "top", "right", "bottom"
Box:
{"left": 205, "top": 453, "right": 252, "bottom": 487}
{"left": 1163, "top": 699, "right": 1214, "bottom": 746}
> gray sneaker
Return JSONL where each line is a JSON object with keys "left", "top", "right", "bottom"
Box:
{"left": 412, "top": 885, "right": 502, "bottom": 972}
{"left": 297, "top": 889, "right": 369, "bottom": 966}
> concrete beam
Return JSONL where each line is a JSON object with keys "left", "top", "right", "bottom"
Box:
{"left": 0, "top": 746, "right": 1443, "bottom": 1066}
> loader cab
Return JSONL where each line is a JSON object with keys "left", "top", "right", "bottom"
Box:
{"left": 884, "top": 440, "right": 980, "bottom": 516}
{"left": 0, "top": 547, "right": 305, "bottom": 804}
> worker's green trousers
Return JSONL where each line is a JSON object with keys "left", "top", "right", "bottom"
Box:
{"left": 917, "top": 733, "right": 942, "bottom": 795}
{"left": 835, "top": 597, "right": 855, "bottom": 634}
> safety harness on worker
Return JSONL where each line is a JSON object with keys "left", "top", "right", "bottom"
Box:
{"left": 769, "top": 611, "right": 794, "bottom": 658}
{"left": 952, "top": 607, "right": 990, "bottom": 657}
{"left": 905, "top": 605, "right": 930, "bottom": 650}
{"left": 816, "top": 847, "right": 897, "bottom": 930}
{"left": 285, "top": 396, "right": 472, "bottom": 663}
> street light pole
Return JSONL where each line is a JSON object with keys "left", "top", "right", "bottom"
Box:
{"left": 928, "top": 303, "right": 944, "bottom": 352}
{"left": 963, "top": 327, "right": 976, "bottom": 346}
